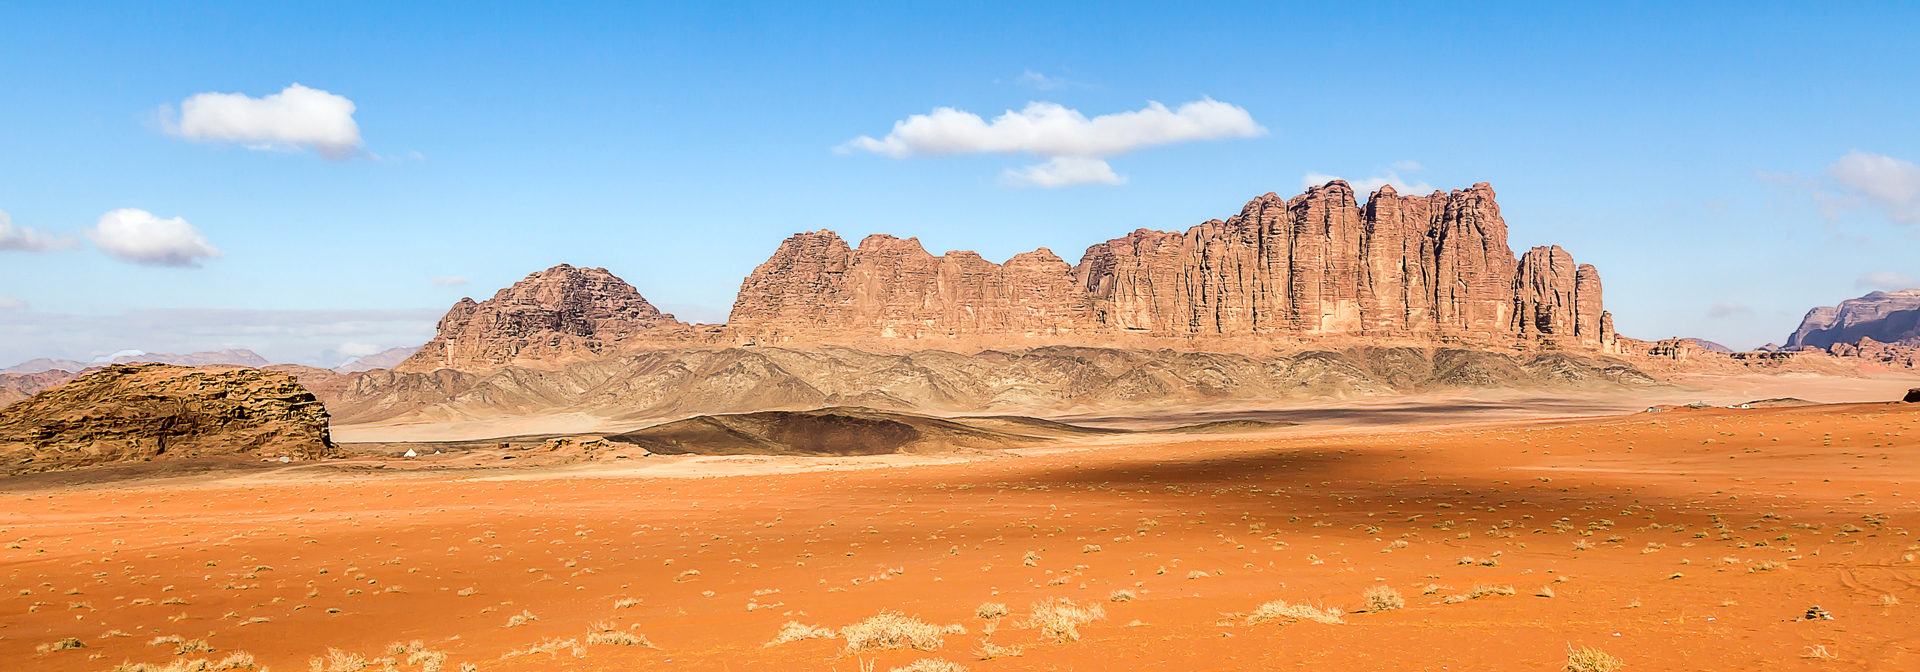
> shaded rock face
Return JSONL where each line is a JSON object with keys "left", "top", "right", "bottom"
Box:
{"left": 1787, "top": 289, "right": 1920, "bottom": 349}
{"left": 0, "top": 364, "right": 335, "bottom": 474}
{"left": 730, "top": 182, "right": 1614, "bottom": 350}
{"left": 397, "top": 265, "right": 684, "bottom": 372}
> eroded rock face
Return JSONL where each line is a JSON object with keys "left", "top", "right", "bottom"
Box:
{"left": 1787, "top": 289, "right": 1920, "bottom": 349}
{"left": 730, "top": 181, "right": 1614, "bottom": 350}
{"left": 397, "top": 264, "right": 684, "bottom": 372}
{"left": 0, "top": 364, "right": 335, "bottom": 474}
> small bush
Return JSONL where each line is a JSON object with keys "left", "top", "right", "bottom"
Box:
{"left": 1362, "top": 585, "right": 1404, "bottom": 612}
{"left": 504, "top": 609, "right": 538, "bottom": 628}
{"left": 1247, "top": 600, "right": 1343, "bottom": 625}
{"left": 974, "top": 642, "right": 1023, "bottom": 659}
{"left": 890, "top": 659, "right": 967, "bottom": 672}
{"left": 841, "top": 611, "right": 954, "bottom": 653}
{"left": 1108, "top": 590, "right": 1137, "bottom": 603}
{"left": 1026, "top": 599, "right": 1106, "bottom": 642}
{"left": 974, "top": 602, "right": 1008, "bottom": 619}
{"left": 1565, "top": 645, "right": 1623, "bottom": 672}
{"left": 766, "top": 621, "right": 834, "bottom": 646}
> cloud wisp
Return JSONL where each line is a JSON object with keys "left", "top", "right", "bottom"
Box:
{"left": 0, "top": 209, "right": 79, "bottom": 253}
{"left": 1706, "top": 301, "right": 1754, "bottom": 318}
{"left": 0, "top": 307, "right": 441, "bottom": 369}
{"left": 841, "top": 98, "right": 1265, "bottom": 187}
{"left": 1856, "top": 271, "right": 1920, "bottom": 291}
{"left": 84, "top": 209, "right": 224, "bottom": 268}
{"left": 162, "top": 83, "right": 363, "bottom": 160}
{"left": 0, "top": 296, "right": 26, "bottom": 310}
{"left": 1014, "top": 70, "right": 1086, "bottom": 91}
{"left": 1825, "top": 151, "right": 1920, "bottom": 224}
{"left": 428, "top": 276, "right": 469, "bottom": 287}
{"left": 1300, "top": 169, "right": 1436, "bottom": 198}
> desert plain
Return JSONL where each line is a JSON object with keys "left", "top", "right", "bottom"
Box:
{"left": 6, "top": 377, "right": 1918, "bottom": 672}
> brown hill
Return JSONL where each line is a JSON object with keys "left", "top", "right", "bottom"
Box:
{"left": 396, "top": 264, "right": 699, "bottom": 373}
{"left": 0, "top": 370, "right": 79, "bottom": 408}
{"left": 0, "top": 364, "right": 335, "bottom": 474}
{"left": 604, "top": 406, "right": 1070, "bottom": 456}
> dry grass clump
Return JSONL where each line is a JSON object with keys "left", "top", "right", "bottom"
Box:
{"left": 891, "top": 659, "right": 967, "bottom": 672}
{"left": 1026, "top": 599, "right": 1106, "bottom": 643}
{"left": 1467, "top": 584, "right": 1516, "bottom": 599}
{"left": 974, "top": 642, "right": 1023, "bottom": 659}
{"left": 1565, "top": 645, "right": 1623, "bottom": 672}
{"left": 110, "top": 652, "right": 261, "bottom": 672}
{"left": 504, "top": 609, "right": 538, "bottom": 627}
{"left": 766, "top": 621, "right": 835, "bottom": 646}
{"left": 1108, "top": 590, "right": 1137, "bottom": 603}
{"left": 975, "top": 602, "right": 1008, "bottom": 619}
{"left": 613, "top": 597, "right": 642, "bottom": 609}
{"left": 841, "top": 611, "right": 959, "bottom": 653}
{"left": 36, "top": 637, "right": 85, "bottom": 654}
{"left": 1247, "top": 599, "right": 1344, "bottom": 625}
{"left": 586, "top": 630, "right": 651, "bottom": 647}
{"left": 1361, "top": 585, "right": 1404, "bottom": 612}
{"left": 150, "top": 635, "right": 215, "bottom": 655}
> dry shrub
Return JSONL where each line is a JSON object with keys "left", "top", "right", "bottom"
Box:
{"left": 504, "top": 609, "right": 538, "bottom": 628}
{"left": 1362, "top": 585, "right": 1404, "bottom": 612}
{"left": 1247, "top": 600, "right": 1343, "bottom": 625}
{"left": 586, "top": 630, "right": 651, "bottom": 647}
{"left": 1565, "top": 645, "right": 1623, "bottom": 672}
{"left": 36, "top": 637, "right": 85, "bottom": 654}
{"left": 1466, "top": 584, "right": 1516, "bottom": 599}
{"left": 766, "top": 621, "right": 835, "bottom": 646}
{"left": 891, "top": 659, "right": 967, "bottom": 672}
{"left": 841, "top": 611, "right": 956, "bottom": 653}
{"left": 1108, "top": 590, "right": 1137, "bottom": 603}
{"left": 974, "top": 602, "right": 1008, "bottom": 619}
{"left": 110, "top": 652, "right": 261, "bottom": 672}
{"left": 1026, "top": 599, "right": 1106, "bottom": 642}
{"left": 974, "top": 642, "right": 1023, "bottom": 659}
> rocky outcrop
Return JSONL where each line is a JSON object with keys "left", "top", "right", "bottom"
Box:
{"left": 2, "top": 349, "right": 271, "bottom": 375}
{"left": 0, "top": 364, "right": 335, "bottom": 474}
{"left": 396, "top": 265, "right": 687, "bottom": 373}
{"left": 1787, "top": 289, "right": 1920, "bottom": 349}
{"left": 1826, "top": 337, "right": 1920, "bottom": 370}
{"left": 0, "top": 370, "right": 80, "bottom": 408}
{"left": 729, "top": 182, "right": 1615, "bottom": 351}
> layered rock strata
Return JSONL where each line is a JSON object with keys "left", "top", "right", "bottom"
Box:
{"left": 730, "top": 182, "right": 1615, "bottom": 351}
{"left": 1787, "top": 289, "right": 1920, "bottom": 349}
{"left": 0, "top": 364, "right": 335, "bottom": 474}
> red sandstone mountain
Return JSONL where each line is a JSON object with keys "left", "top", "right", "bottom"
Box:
{"left": 395, "top": 264, "right": 691, "bottom": 373}
{"left": 729, "top": 182, "right": 1616, "bottom": 351}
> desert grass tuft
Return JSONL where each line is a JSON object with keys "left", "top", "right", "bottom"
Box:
{"left": 1361, "top": 585, "right": 1404, "bottom": 612}
{"left": 1026, "top": 599, "right": 1106, "bottom": 642}
{"left": 1564, "top": 645, "right": 1623, "bottom": 672}
{"left": 890, "top": 659, "right": 967, "bottom": 672}
{"left": 1247, "top": 599, "right": 1343, "bottom": 625}
{"left": 767, "top": 621, "right": 835, "bottom": 646}
{"left": 974, "top": 642, "right": 1024, "bottom": 659}
{"left": 841, "top": 611, "right": 956, "bottom": 653}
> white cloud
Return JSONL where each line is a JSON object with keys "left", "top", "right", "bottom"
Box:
{"left": 1825, "top": 151, "right": 1920, "bottom": 224}
{"left": 1856, "top": 271, "right": 1920, "bottom": 291}
{"left": 0, "top": 209, "right": 79, "bottom": 252}
{"left": 841, "top": 98, "right": 1265, "bottom": 187}
{"left": 163, "top": 83, "right": 363, "bottom": 160}
{"left": 1014, "top": 70, "right": 1084, "bottom": 90}
{"left": 1706, "top": 301, "right": 1753, "bottom": 318}
{"left": 1003, "top": 157, "right": 1127, "bottom": 188}
{"left": 84, "top": 208, "right": 224, "bottom": 268}
{"left": 337, "top": 342, "right": 382, "bottom": 358}
{"left": 428, "top": 275, "right": 469, "bottom": 287}
{"left": 0, "top": 296, "right": 26, "bottom": 310}
{"left": 1300, "top": 170, "right": 1436, "bottom": 197}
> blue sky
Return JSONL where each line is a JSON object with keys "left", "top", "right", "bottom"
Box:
{"left": 3, "top": 2, "right": 1918, "bottom": 366}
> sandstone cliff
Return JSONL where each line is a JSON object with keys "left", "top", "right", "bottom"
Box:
{"left": 1786, "top": 289, "right": 1920, "bottom": 349}
{"left": 729, "top": 181, "right": 1616, "bottom": 351}
{"left": 396, "top": 264, "right": 690, "bottom": 373}
{"left": 0, "top": 364, "right": 335, "bottom": 474}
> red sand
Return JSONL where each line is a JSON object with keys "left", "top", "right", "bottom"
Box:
{"left": 5, "top": 402, "right": 1919, "bottom": 671}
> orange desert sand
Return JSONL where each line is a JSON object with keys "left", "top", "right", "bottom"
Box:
{"left": 4, "top": 381, "right": 1919, "bottom": 671}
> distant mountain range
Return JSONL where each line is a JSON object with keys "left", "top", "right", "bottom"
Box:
{"left": 1787, "top": 289, "right": 1920, "bottom": 349}
{"left": 2, "top": 348, "right": 271, "bottom": 374}
{"left": 332, "top": 347, "right": 420, "bottom": 374}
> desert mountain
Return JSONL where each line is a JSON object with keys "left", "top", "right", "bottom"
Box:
{"left": 334, "top": 346, "right": 421, "bottom": 374}
{"left": 1787, "top": 289, "right": 1920, "bottom": 349}
{"left": 731, "top": 182, "right": 1615, "bottom": 351}
{"left": 395, "top": 264, "right": 699, "bottom": 373}
{"left": 2, "top": 348, "right": 272, "bottom": 374}
{"left": 0, "top": 364, "right": 336, "bottom": 474}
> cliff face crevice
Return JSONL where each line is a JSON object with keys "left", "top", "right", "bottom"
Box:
{"left": 729, "top": 181, "right": 1614, "bottom": 351}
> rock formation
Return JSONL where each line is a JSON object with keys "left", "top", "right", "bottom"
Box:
{"left": 0, "top": 364, "right": 335, "bottom": 474}
{"left": 728, "top": 181, "right": 1616, "bottom": 351}
{"left": 396, "top": 264, "right": 688, "bottom": 373}
{"left": 0, "top": 370, "right": 79, "bottom": 408}
{"left": 333, "top": 346, "right": 421, "bottom": 374}
{"left": 2, "top": 349, "right": 271, "bottom": 375}
{"left": 1787, "top": 289, "right": 1920, "bottom": 349}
